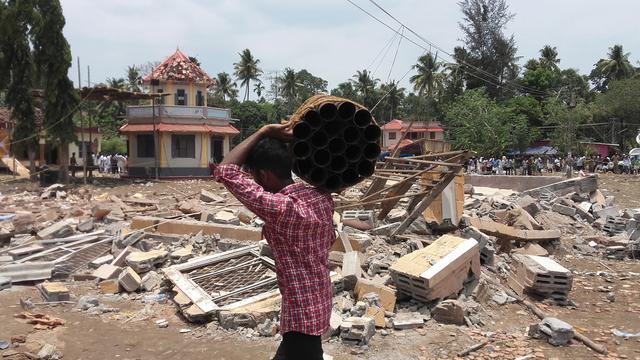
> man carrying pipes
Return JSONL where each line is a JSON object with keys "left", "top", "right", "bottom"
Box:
{"left": 213, "top": 123, "right": 335, "bottom": 360}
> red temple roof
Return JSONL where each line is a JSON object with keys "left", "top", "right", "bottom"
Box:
{"left": 142, "top": 49, "right": 215, "bottom": 87}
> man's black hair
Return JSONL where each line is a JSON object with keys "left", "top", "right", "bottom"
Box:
{"left": 244, "top": 137, "right": 292, "bottom": 181}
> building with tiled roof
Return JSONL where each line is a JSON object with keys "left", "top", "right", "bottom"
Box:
{"left": 381, "top": 119, "right": 444, "bottom": 150}
{"left": 120, "top": 49, "right": 239, "bottom": 178}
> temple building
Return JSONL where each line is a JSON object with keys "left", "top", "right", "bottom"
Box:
{"left": 119, "top": 49, "right": 238, "bottom": 177}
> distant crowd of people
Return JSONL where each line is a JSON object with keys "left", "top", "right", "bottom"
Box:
{"left": 69, "top": 152, "right": 128, "bottom": 178}
{"left": 466, "top": 154, "right": 640, "bottom": 177}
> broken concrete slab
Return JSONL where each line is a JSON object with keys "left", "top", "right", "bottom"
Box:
{"left": 0, "top": 262, "right": 54, "bottom": 282}
{"left": 77, "top": 219, "right": 95, "bottom": 232}
{"left": 594, "top": 206, "right": 620, "bottom": 220}
{"left": 125, "top": 249, "right": 168, "bottom": 273}
{"left": 131, "top": 216, "right": 263, "bottom": 241}
{"left": 12, "top": 213, "right": 36, "bottom": 234}
{"left": 200, "top": 189, "right": 223, "bottom": 203}
{"left": 141, "top": 271, "right": 162, "bottom": 292}
{"left": 89, "top": 254, "right": 114, "bottom": 269}
{"left": 323, "top": 311, "right": 343, "bottom": 339}
{"left": 171, "top": 245, "right": 194, "bottom": 263}
{"left": 99, "top": 279, "right": 120, "bottom": 294}
{"left": 552, "top": 203, "right": 577, "bottom": 217}
{"left": 92, "top": 264, "right": 123, "bottom": 280}
{"left": 212, "top": 210, "right": 240, "bottom": 225}
{"left": 522, "top": 175, "right": 598, "bottom": 198}
{"left": 517, "top": 196, "right": 541, "bottom": 217}
{"left": 432, "top": 299, "right": 465, "bottom": 325}
{"left": 512, "top": 242, "right": 549, "bottom": 257}
{"left": 466, "top": 217, "right": 561, "bottom": 242}
{"left": 392, "top": 312, "right": 425, "bottom": 329}
{"left": 129, "top": 216, "right": 160, "bottom": 230}
{"left": 341, "top": 251, "right": 361, "bottom": 291}
{"left": 111, "top": 246, "right": 134, "bottom": 267}
{"left": 340, "top": 316, "right": 375, "bottom": 345}
{"left": 532, "top": 317, "right": 574, "bottom": 346}
{"left": 354, "top": 278, "right": 396, "bottom": 312}
{"left": 38, "top": 282, "right": 70, "bottom": 302}
{"left": 91, "top": 204, "right": 112, "bottom": 220}
{"left": 36, "top": 218, "right": 75, "bottom": 239}
{"left": 9, "top": 244, "right": 45, "bottom": 260}
{"left": 0, "top": 276, "right": 12, "bottom": 291}
{"left": 390, "top": 235, "right": 480, "bottom": 302}
{"left": 118, "top": 267, "right": 142, "bottom": 292}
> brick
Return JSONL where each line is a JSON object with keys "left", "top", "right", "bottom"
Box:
{"left": 552, "top": 204, "right": 577, "bottom": 217}
{"left": 200, "top": 189, "right": 223, "bottom": 203}
{"left": 92, "top": 264, "right": 122, "bottom": 280}
{"left": 341, "top": 251, "right": 361, "bottom": 291}
{"left": 38, "top": 282, "right": 70, "bottom": 302}
{"left": 99, "top": 279, "right": 120, "bottom": 294}
{"left": 354, "top": 278, "right": 396, "bottom": 312}
{"left": 390, "top": 235, "right": 480, "bottom": 302}
{"left": 118, "top": 267, "right": 142, "bottom": 292}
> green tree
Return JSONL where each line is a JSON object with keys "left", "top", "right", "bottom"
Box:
{"left": 595, "top": 77, "right": 640, "bottom": 149}
{"left": 295, "top": 69, "right": 328, "bottom": 101}
{"left": 350, "top": 69, "right": 378, "bottom": 108}
{"left": 445, "top": 89, "right": 531, "bottom": 154}
{"left": 543, "top": 99, "right": 593, "bottom": 154}
{"left": 253, "top": 81, "right": 265, "bottom": 99}
{"left": 227, "top": 99, "right": 271, "bottom": 142}
{"left": 126, "top": 65, "right": 140, "bottom": 92}
{"left": 3, "top": 0, "right": 38, "bottom": 172}
{"left": 330, "top": 82, "right": 358, "bottom": 101}
{"left": 539, "top": 45, "right": 560, "bottom": 71}
{"left": 520, "top": 59, "right": 560, "bottom": 99}
{"left": 442, "top": 47, "right": 469, "bottom": 102}
{"left": 410, "top": 53, "right": 444, "bottom": 98}
{"left": 279, "top": 67, "right": 298, "bottom": 102}
{"left": 590, "top": 45, "right": 635, "bottom": 92}
{"left": 458, "top": 0, "right": 520, "bottom": 99}
{"left": 233, "top": 48, "right": 262, "bottom": 102}
{"left": 32, "top": 0, "right": 79, "bottom": 156}
{"left": 212, "top": 72, "right": 238, "bottom": 103}
{"left": 106, "top": 77, "right": 126, "bottom": 90}
{"left": 377, "top": 81, "right": 405, "bottom": 123}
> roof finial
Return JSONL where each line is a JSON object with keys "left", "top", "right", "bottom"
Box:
{"left": 176, "top": 45, "right": 180, "bottom": 51}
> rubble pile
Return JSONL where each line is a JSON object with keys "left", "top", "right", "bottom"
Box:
{"left": 1, "top": 167, "right": 639, "bottom": 358}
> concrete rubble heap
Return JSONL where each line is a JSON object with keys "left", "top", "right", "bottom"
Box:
{"left": 0, "top": 161, "right": 638, "bottom": 358}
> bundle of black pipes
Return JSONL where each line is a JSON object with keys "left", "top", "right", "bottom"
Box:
{"left": 291, "top": 98, "right": 381, "bottom": 193}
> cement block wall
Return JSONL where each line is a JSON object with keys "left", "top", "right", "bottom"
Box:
{"left": 464, "top": 175, "right": 563, "bottom": 192}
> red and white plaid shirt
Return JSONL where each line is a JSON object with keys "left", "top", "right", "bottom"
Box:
{"left": 214, "top": 164, "right": 335, "bottom": 336}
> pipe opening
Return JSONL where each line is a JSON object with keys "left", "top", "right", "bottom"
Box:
{"left": 319, "top": 102, "right": 338, "bottom": 120}
{"left": 328, "top": 138, "right": 347, "bottom": 155}
{"left": 311, "top": 131, "right": 329, "bottom": 148}
{"left": 293, "top": 122, "right": 312, "bottom": 140}
{"left": 342, "top": 168, "right": 360, "bottom": 185}
{"left": 363, "top": 142, "right": 381, "bottom": 160}
{"left": 343, "top": 126, "right": 361, "bottom": 144}
{"left": 294, "top": 159, "right": 313, "bottom": 176}
{"left": 330, "top": 156, "right": 348, "bottom": 173}
{"left": 303, "top": 110, "right": 322, "bottom": 128}
{"left": 345, "top": 145, "right": 362, "bottom": 162}
{"left": 309, "top": 168, "right": 328, "bottom": 184}
{"left": 324, "top": 120, "right": 343, "bottom": 136}
{"left": 337, "top": 102, "right": 356, "bottom": 120}
{"left": 363, "top": 124, "right": 382, "bottom": 141}
{"left": 312, "top": 149, "right": 331, "bottom": 167}
{"left": 353, "top": 109, "right": 372, "bottom": 128}
{"left": 325, "top": 174, "right": 343, "bottom": 193}
{"left": 292, "top": 141, "right": 311, "bottom": 159}
{"left": 358, "top": 160, "right": 376, "bottom": 177}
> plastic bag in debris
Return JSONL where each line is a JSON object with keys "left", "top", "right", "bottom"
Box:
{"left": 612, "top": 329, "right": 640, "bottom": 338}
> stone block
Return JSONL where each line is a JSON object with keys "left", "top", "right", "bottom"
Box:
{"left": 552, "top": 203, "right": 577, "bottom": 217}
{"left": 125, "top": 249, "right": 168, "bottom": 273}
{"left": 91, "top": 204, "right": 112, "bottom": 220}
{"left": 118, "top": 267, "right": 142, "bottom": 292}
{"left": 92, "top": 264, "right": 122, "bottom": 280}
{"left": 432, "top": 299, "right": 465, "bottom": 325}
{"left": 536, "top": 317, "right": 574, "bottom": 346}
{"left": 99, "top": 279, "right": 120, "bottom": 294}
{"left": 111, "top": 246, "right": 133, "bottom": 267}
{"left": 213, "top": 210, "right": 240, "bottom": 225}
{"left": 340, "top": 316, "right": 375, "bottom": 345}
{"left": 141, "top": 271, "right": 162, "bottom": 292}
{"left": 341, "top": 251, "right": 361, "bottom": 291}
{"left": 77, "top": 219, "right": 94, "bottom": 232}
{"left": 38, "top": 282, "right": 70, "bottom": 302}
{"left": 392, "top": 312, "right": 425, "bottom": 329}
{"left": 354, "top": 278, "right": 396, "bottom": 312}
{"left": 200, "top": 189, "right": 223, "bottom": 203}
{"left": 517, "top": 196, "right": 540, "bottom": 217}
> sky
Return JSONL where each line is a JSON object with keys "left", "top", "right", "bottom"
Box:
{"left": 60, "top": 0, "right": 639, "bottom": 97}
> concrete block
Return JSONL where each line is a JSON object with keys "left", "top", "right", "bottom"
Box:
{"left": 36, "top": 218, "right": 75, "bottom": 239}
{"left": 594, "top": 206, "right": 620, "bottom": 219}
{"left": 537, "top": 317, "right": 574, "bottom": 346}
{"left": 323, "top": 311, "right": 343, "bottom": 339}
{"left": 341, "top": 251, "right": 361, "bottom": 291}
{"left": 141, "top": 271, "right": 162, "bottom": 292}
{"left": 340, "top": 317, "right": 375, "bottom": 344}
{"left": 0, "top": 276, "right": 11, "bottom": 291}
{"left": 77, "top": 219, "right": 95, "bottom": 232}
{"left": 111, "top": 246, "right": 133, "bottom": 267}
{"left": 99, "top": 279, "right": 120, "bottom": 294}
{"left": 125, "top": 249, "right": 168, "bottom": 273}
{"left": 38, "top": 282, "right": 70, "bottom": 302}
{"left": 466, "top": 217, "right": 561, "bottom": 242}
{"left": 170, "top": 245, "right": 194, "bottom": 263}
{"left": 522, "top": 175, "right": 598, "bottom": 198}
{"left": 354, "top": 278, "right": 396, "bottom": 312}
{"left": 390, "top": 235, "right": 480, "bottom": 302}
{"left": 89, "top": 254, "right": 114, "bottom": 269}
{"left": 92, "top": 264, "right": 122, "bottom": 280}
{"left": 91, "top": 204, "right": 112, "bottom": 220}
{"left": 12, "top": 213, "right": 36, "bottom": 234}
{"left": 0, "top": 262, "right": 54, "bottom": 282}
{"left": 392, "top": 312, "right": 425, "bottom": 329}
{"left": 213, "top": 210, "right": 240, "bottom": 225}
{"left": 517, "top": 196, "right": 541, "bottom": 217}
{"left": 510, "top": 254, "right": 572, "bottom": 299}
{"left": 200, "top": 189, "right": 223, "bottom": 203}
{"left": 432, "top": 299, "right": 465, "bottom": 325}
{"left": 9, "top": 244, "right": 45, "bottom": 259}
{"left": 118, "top": 267, "right": 142, "bottom": 292}
{"left": 552, "top": 204, "right": 577, "bottom": 217}
{"left": 342, "top": 210, "right": 375, "bottom": 228}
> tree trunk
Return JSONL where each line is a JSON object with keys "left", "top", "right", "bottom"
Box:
{"left": 27, "top": 148, "right": 37, "bottom": 181}
{"left": 58, "top": 143, "right": 69, "bottom": 184}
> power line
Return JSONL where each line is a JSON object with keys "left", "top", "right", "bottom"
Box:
{"left": 349, "top": 0, "right": 548, "bottom": 96}
{"left": 387, "top": 26, "right": 404, "bottom": 82}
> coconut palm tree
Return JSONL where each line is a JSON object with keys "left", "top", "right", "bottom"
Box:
{"left": 350, "top": 69, "right": 378, "bottom": 107}
{"left": 253, "top": 81, "right": 265, "bottom": 98}
{"left": 539, "top": 45, "right": 560, "bottom": 71}
{"left": 379, "top": 81, "right": 405, "bottom": 123}
{"left": 233, "top": 49, "right": 262, "bottom": 102}
{"left": 410, "top": 53, "right": 444, "bottom": 98}
{"left": 106, "top": 77, "right": 126, "bottom": 90}
{"left": 595, "top": 45, "right": 635, "bottom": 81}
{"left": 279, "top": 68, "right": 298, "bottom": 102}
{"left": 126, "top": 65, "right": 140, "bottom": 92}
{"left": 214, "top": 72, "right": 238, "bottom": 102}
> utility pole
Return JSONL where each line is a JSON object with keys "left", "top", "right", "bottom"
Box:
{"left": 77, "top": 57, "right": 86, "bottom": 184}
{"left": 88, "top": 65, "right": 93, "bottom": 171}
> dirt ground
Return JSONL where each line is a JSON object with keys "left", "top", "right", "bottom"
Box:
{"left": 1, "top": 173, "right": 639, "bottom": 360}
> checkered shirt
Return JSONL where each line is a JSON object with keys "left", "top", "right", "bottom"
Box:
{"left": 214, "top": 164, "right": 335, "bottom": 336}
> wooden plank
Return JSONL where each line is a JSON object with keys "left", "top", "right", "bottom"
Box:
{"left": 163, "top": 267, "right": 217, "bottom": 313}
